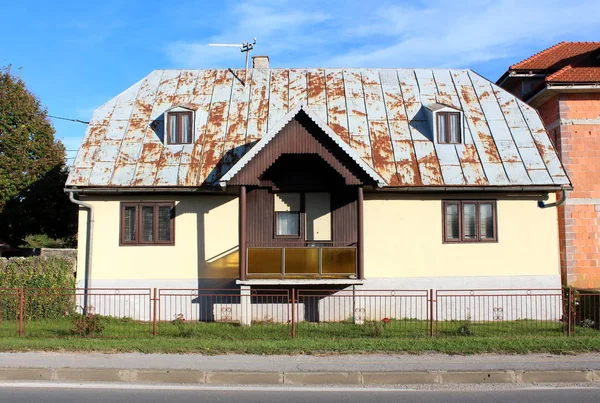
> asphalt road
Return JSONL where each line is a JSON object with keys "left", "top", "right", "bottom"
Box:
{"left": 1, "top": 386, "right": 599, "bottom": 403}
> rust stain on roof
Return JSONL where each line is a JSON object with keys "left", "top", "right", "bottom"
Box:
{"left": 307, "top": 70, "right": 326, "bottom": 102}
{"left": 478, "top": 133, "right": 502, "bottom": 163}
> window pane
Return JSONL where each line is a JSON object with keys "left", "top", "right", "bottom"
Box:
{"left": 158, "top": 206, "right": 172, "bottom": 242}
{"left": 449, "top": 113, "right": 460, "bottom": 143}
{"left": 437, "top": 113, "right": 447, "bottom": 143}
{"left": 276, "top": 212, "right": 299, "bottom": 236}
{"left": 479, "top": 203, "right": 494, "bottom": 239}
{"left": 180, "top": 113, "right": 191, "bottom": 143}
{"left": 463, "top": 203, "right": 477, "bottom": 240}
{"left": 169, "top": 114, "right": 178, "bottom": 144}
{"left": 445, "top": 203, "right": 459, "bottom": 239}
{"left": 123, "top": 206, "right": 136, "bottom": 241}
{"left": 141, "top": 206, "right": 154, "bottom": 242}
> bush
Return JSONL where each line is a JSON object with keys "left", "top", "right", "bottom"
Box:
{"left": 0, "top": 256, "right": 75, "bottom": 320}
{"left": 71, "top": 306, "right": 105, "bottom": 337}
{"left": 19, "top": 234, "right": 75, "bottom": 248}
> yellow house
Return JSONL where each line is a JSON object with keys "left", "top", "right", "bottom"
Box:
{"left": 66, "top": 63, "right": 571, "bottom": 304}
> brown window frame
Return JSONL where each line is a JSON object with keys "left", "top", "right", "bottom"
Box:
{"left": 442, "top": 200, "right": 497, "bottom": 243}
{"left": 437, "top": 111, "right": 462, "bottom": 144}
{"left": 166, "top": 111, "right": 193, "bottom": 145}
{"left": 120, "top": 202, "right": 175, "bottom": 246}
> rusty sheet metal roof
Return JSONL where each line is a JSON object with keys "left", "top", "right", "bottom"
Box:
{"left": 67, "top": 68, "right": 571, "bottom": 189}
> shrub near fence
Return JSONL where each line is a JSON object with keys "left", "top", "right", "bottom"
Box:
{"left": 0, "top": 257, "right": 75, "bottom": 322}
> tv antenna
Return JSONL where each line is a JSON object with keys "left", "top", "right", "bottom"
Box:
{"left": 208, "top": 38, "right": 257, "bottom": 84}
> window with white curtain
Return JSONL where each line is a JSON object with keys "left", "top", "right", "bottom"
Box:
{"left": 443, "top": 200, "right": 497, "bottom": 243}
{"left": 166, "top": 111, "right": 193, "bottom": 145}
{"left": 276, "top": 211, "right": 300, "bottom": 236}
{"left": 274, "top": 193, "right": 301, "bottom": 237}
{"left": 437, "top": 112, "right": 461, "bottom": 144}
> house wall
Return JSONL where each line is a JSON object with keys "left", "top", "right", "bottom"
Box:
{"left": 537, "top": 93, "right": 600, "bottom": 289}
{"left": 76, "top": 194, "right": 239, "bottom": 289}
{"left": 76, "top": 192, "right": 561, "bottom": 291}
{"left": 362, "top": 193, "right": 561, "bottom": 290}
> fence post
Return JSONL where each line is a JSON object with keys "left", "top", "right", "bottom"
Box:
{"left": 567, "top": 287, "right": 573, "bottom": 337}
{"left": 429, "top": 289, "right": 434, "bottom": 337}
{"left": 18, "top": 288, "right": 24, "bottom": 337}
{"left": 291, "top": 288, "right": 296, "bottom": 339}
{"left": 152, "top": 288, "right": 158, "bottom": 337}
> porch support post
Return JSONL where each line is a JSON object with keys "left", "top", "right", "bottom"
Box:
{"left": 240, "top": 285, "right": 252, "bottom": 326}
{"left": 239, "top": 185, "right": 247, "bottom": 281}
{"left": 357, "top": 186, "right": 364, "bottom": 280}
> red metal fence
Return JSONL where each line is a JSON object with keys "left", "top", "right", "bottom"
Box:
{"left": 0, "top": 287, "right": 599, "bottom": 339}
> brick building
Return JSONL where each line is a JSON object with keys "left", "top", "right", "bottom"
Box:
{"left": 498, "top": 42, "right": 600, "bottom": 289}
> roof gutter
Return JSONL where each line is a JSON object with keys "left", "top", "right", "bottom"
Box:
{"left": 66, "top": 190, "right": 93, "bottom": 311}
{"left": 65, "top": 187, "right": 225, "bottom": 195}
{"left": 378, "top": 185, "right": 571, "bottom": 193}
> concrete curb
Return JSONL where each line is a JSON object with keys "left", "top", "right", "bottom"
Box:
{"left": 1, "top": 368, "right": 600, "bottom": 385}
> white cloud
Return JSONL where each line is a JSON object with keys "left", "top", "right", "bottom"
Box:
{"left": 164, "top": 0, "right": 600, "bottom": 71}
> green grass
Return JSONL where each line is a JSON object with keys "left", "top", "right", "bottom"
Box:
{"left": 0, "top": 317, "right": 599, "bottom": 355}
{"left": 1, "top": 335, "right": 600, "bottom": 355}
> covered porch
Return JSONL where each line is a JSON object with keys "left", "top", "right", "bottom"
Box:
{"left": 218, "top": 105, "right": 384, "bottom": 283}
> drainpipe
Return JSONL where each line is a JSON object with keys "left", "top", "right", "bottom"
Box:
{"left": 66, "top": 190, "right": 93, "bottom": 311}
{"left": 538, "top": 189, "right": 567, "bottom": 208}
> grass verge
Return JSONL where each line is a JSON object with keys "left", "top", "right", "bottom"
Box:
{"left": 0, "top": 336, "right": 599, "bottom": 355}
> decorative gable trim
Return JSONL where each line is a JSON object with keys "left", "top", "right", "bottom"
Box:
{"left": 219, "top": 103, "right": 386, "bottom": 188}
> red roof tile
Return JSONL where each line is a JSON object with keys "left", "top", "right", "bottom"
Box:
{"left": 511, "top": 42, "right": 600, "bottom": 71}
{"left": 546, "top": 65, "right": 600, "bottom": 83}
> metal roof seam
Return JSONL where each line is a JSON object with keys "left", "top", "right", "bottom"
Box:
{"left": 194, "top": 70, "right": 219, "bottom": 185}
{"left": 396, "top": 69, "right": 424, "bottom": 185}
{"left": 447, "top": 70, "right": 488, "bottom": 185}
{"left": 466, "top": 70, "right": 512, "bottom": 184}
{"left": 358, "top": 70, "right": 376, "bottom": 170}
{"left": 108, "top": 73, "right": 146, "bottom": 186}
{"left": 376, "top": 69, "right": 401, "bottom": 185}
{"left": 488, "top": 80, "right": 534, "bottom": 185}
{"left": 513, "top": 91, "right": 565, "bottom": 186}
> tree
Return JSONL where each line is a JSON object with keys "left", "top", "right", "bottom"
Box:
{"left": 0, "top": 66, "right": 77, "bottom": 245}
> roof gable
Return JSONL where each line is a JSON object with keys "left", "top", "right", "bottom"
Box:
{"left": 220, "top": 104, "right": 385, "bottom": 187}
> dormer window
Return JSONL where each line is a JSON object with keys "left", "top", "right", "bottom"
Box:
{"left": 166, "top": 111, "right": 193, "bottom": 145}
{"left": 437, "top": 112, "right": 461, "bottom": 144}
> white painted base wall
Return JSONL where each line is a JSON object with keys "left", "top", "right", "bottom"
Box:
{"left": 85, "top": 275, "right": 561, "bottom": 291}
{"left": 82, "top": 275, "right": 563, "bottom": 324}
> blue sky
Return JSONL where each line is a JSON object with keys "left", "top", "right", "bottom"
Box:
{"left": 3, "top": 0, "right": 599, "bottom": 164}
